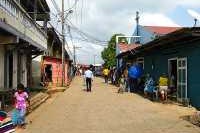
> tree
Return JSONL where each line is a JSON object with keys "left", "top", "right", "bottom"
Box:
{"left": 101, "top": 33, "right": 127, "bottom": 67}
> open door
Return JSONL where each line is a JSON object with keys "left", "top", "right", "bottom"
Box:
{"left": 168, "top": 58, "right": 177, "bottom": 94}
{"left": 177, "top": 58, "right": 187, "bottom": 102}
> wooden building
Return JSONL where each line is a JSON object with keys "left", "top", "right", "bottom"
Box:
{"left": 118, "top": 27, "right": 200, "bottom": 108}
{"left": 40, "top": 28, "right": 71, "bottom": 87}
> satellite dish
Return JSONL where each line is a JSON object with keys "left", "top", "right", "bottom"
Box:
{"left": 187, "top": 9, "right": 200, "bottom": 26}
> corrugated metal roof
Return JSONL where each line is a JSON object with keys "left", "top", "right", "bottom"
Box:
{"left": 117, "top": 27, "right": 200, "bottom": 58}
{"left": 143, "top": 26, "right": 182, "bottom": 35}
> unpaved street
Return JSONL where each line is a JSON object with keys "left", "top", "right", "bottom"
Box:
{"left": 18, "top": 77, "right": 200, "bottom": 133}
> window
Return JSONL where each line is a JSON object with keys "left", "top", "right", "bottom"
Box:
{"left": 136, "top": 57, "right": 144, "bottom": 69}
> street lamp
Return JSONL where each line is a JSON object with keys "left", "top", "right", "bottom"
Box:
{"left": 61, "top": 1, "right": 73, "bottom": 86}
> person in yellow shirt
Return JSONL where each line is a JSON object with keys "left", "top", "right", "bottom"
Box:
{"left": 103, "top": 68, "right": 109, "bottom": 84}
{"left": 158, "top": 73, "right": 168, "bottom": 101}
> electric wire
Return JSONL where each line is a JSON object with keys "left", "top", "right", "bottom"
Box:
{"left": 65, "top": 19, "right": 108, "bottom": 45}
{"left": 64, "top": 0, "right": 79, "bottom": 13}
{"left": 50, "top": 0, "right": 61, "bottom": 13}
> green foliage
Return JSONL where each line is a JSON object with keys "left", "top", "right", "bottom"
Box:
{"left": 101, "top": 33, "right": 126, "bottom": 67}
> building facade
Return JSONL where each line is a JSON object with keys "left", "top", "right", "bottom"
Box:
{"left": 118, "top": 27, "right": 200, "bottom": 109}
{"left": 40, "top": 28, "right": 71, "bottom": 87}
{"left": 0, "top": 0, "right": 50, "bottom": 89}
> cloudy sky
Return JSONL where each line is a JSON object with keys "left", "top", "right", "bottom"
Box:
{"left": 46, "top": 0, "right": 200, "bottom": 65}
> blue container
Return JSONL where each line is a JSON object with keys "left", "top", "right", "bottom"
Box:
{"left": 128, "top": 65, "right": 143, "bottom": 79}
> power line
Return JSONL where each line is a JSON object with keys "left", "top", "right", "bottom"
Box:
{"left": 65, "top": 34, "right": 107, "bottom": 46}
{"left": 64, "top": 0, "right": 79, "bottom": 13}
{"left": 80, "top": 0, "right": 84, "bottom": 24}
{"left": 65, "top": 25, "right": 73, "bottom": 57}
{"left": 50, "top": 0, "right": 61, "bottom": 14}
{"left": 65, "top": 27, "right": 108, "bottom": 46}
{"left": 65, "top": 19, "right": 108, "bottom": 44}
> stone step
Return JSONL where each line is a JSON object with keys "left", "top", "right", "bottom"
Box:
{"left": 28, "top": 92, "right": 49, "bottom": 114}
{"left": 47, "top": 87, "right": 68, "bottom": 94}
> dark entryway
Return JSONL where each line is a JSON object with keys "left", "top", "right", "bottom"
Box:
{"left": 168, "top": 58, "right": 177, "bottom": 96}
{"left": 45, "top": 64, "right": 52, "bottom": 82}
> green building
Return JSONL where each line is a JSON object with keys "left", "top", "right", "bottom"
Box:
{"left": 118, "top": 27, "right": 200, "bottom": 109}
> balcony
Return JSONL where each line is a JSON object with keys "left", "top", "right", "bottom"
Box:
{"left": 0, "top": 0, "right": 47, "bottom": 49}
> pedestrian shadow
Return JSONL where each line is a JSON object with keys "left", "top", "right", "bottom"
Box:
{"left": 180, "top": 113, "right": 200, "bottom": 127}
{"left": 82, "top": 89, "right": 93, "bottom": 93}
{"left": 82, "top": 89, "right": 87, "bottom": 91}
{"left": 180, "top": 115, "right": 190, "bottom": 121}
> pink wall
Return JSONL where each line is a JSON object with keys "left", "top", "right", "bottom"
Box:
{"left": 42, "top": 56, "right": 69, "bottom": 86}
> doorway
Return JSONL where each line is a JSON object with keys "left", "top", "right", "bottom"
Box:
{"left": 45, "top": 64, "right": 52, "bottom": 82}
{"left": 168, "top": 58, "right": 177, "bottom": 92}
{"left": 168, "top": 57, "right": 187, "bottom": 102}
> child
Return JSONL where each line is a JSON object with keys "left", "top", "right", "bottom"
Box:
{"left": 13, "top": 83, "right": 30, "bottom": 128}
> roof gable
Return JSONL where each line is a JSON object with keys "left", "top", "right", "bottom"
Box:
{"left": 118, "top": 43, "right": 140, "bottom": 53}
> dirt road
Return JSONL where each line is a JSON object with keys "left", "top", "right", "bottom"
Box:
{"left": 18, "top": 77, "right": 200, "bottom": 133}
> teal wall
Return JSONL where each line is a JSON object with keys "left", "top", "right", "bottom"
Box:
{"left": 186, "top": 44, "right": 200, "bottom": 109}
{"left": 139, "top": 42, "right": 200, "bottom": 109}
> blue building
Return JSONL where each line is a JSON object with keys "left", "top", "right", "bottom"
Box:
{"left": 116, "top": 25, "right": 181, "bottom": 68}
{"left": 131, "top": 25, "right": 181, "bottom": 44}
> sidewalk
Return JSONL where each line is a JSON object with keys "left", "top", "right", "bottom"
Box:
{"left": 18, "top": 76, "right": 199, "bottom": 133}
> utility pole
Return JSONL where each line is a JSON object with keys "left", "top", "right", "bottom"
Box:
{"left": 93, "top": 54, "right": 97, "bottom": 66}
{"left": 135, "top": 11, "right": 139, "bottom": 36}
{"left": 135, "top": 11, "right": 140, "bottom": 43}
{"left": 73, "top": 45, "right": 81, "bottom": 66}
{"left": 61, "top": 0, "right": 65, "bottom": 86}
{"left": 73, "top": 45, "right": 76, "bottom": 66}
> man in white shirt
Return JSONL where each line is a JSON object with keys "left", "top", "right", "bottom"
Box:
{"left": 84, "top": 67, "right": 94, "bottom": 92}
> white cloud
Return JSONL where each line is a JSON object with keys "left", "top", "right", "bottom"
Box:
{"left": 46, "top": 0, "right": 198, "bottom": 64}
{"left": 140, "top": 13, "right": 180, "bottom": 27}
{"left": 177, "top": 0, "right": 200, "bottom": 8}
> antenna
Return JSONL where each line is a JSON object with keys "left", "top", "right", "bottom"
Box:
{"left": 135, "top": 11, "right": 139, "bottom": 36}
{"left": 135, "top": 11, "right": 140, "bottom": 44}
{"left": 194, "top": 18, "right": 197, "bottom": 27}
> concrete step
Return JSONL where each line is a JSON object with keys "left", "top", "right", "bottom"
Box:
{"left": 47, "top": 86, "right": 68, "bottom": 94}
{"left": 28, "top": 92, "right": 49, "bottom": 113}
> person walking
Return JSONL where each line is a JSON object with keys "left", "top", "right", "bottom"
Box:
{"left": 103, "top": 68, "right": 109, "bottom": 84}
{"left": 84, "top": 67, "right": 94, "bottom": 92}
